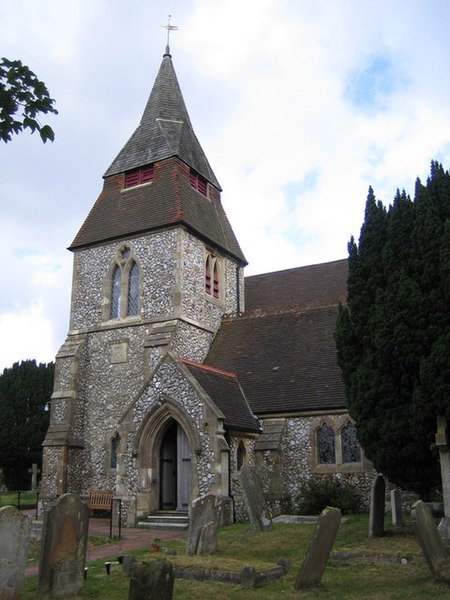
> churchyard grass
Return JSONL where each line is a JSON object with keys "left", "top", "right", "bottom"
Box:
{"left": 0, "top": 490, "right": 37, "bottom": 508}
{"left": 22, "top": 514, "right": 450, "bottom": 599}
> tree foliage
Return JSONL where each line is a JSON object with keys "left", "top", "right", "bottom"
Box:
{"left": 336, "top": 161, "right": 450, "bottom": 498}
{"left": 0, "top": 360, "right": 54, "bottom": 489}
{"left": 0, "top": 58, "right": 58, "bottom": 143}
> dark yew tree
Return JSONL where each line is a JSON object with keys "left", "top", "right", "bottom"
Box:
{"left": 0, "top": 360, "right": 54, "bottom": 489}
{"left": 336, "top": 162, "right": 450, "bottom": 498}
{"left": 0, "top": 58, "right": 57, "bottom": 142}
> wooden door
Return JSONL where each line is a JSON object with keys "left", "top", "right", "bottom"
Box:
{"left": 160, "top": 422, "right": 177, "bottom": 510}
{"left": 177, "top": 425, "right": 191, "bottom": 510}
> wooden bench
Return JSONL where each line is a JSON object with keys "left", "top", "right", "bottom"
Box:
{"left": 86, "top": 490, "right": 114, "bottom": 513}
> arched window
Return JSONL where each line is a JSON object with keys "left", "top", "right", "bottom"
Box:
{"left": 108, "top": 246, "right": 140, "bottom": 319}
{"left": 111, "top": 432, "right": 120, "bottom": 469}
{"left": 317, "top": 423, "right": 336, "bottom": 464}
{"left": 205, "top": 252, "right": 221, "bottom": 299}
{"left": 236, "top": 441, "right": 246, "bottom": 471}
{"left": 110, "top": 265, "right": 121, "bottom": 319}
{"left": 127, "top": 261, "right": 139, "bottom": 316}
{"left": 341, "top": 422, "right": 361, "bottom": 463}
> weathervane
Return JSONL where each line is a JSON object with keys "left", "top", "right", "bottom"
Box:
{"left": 162, "top": 15, "right": 178, "bottom": 54}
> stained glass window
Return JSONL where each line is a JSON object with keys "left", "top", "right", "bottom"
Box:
{"left": 341, "top": 422, "right": 361, "bottom": 463}
{"left": 317, "top": 423, "right": 336, "bottom": 464}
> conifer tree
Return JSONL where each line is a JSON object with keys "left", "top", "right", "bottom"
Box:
{"left": 0, "top": 360, "right": 54, "bottom": 489}
{"left": 336, "top": 162, "right": 450, "bottom": 497}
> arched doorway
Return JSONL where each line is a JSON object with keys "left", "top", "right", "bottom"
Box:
{"left": 160, "top": 419, "right": 191, "bottom": 510}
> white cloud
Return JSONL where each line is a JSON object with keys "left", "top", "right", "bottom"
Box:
{"left": 1, "top": 0, "right": 450, "bottom": 369}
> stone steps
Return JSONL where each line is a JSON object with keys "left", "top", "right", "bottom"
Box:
{"left": 138, "top": 511, "right": 189, "bottom": 530}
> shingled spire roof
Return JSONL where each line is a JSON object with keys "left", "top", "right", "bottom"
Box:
{"left": 70, "top": 50, "right": 246, "bottom": 263}
{"left": 104, "top": 49, "right": 220, "bottom": 189}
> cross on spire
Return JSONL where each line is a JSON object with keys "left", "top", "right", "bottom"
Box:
{"left": 162, "top": 15, "right": 178, "bottom": 56}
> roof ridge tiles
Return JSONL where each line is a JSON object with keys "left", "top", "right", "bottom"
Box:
{"left": 180, "top": 358, "right": 237, "bottom": 379}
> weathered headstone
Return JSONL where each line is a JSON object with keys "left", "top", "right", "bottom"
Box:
{"left": 435, "top": 415, "right": 450, "bottom": 542}
{"left": 0, "top": 506, "right": 31, "bottom": 600}
{"left": 369, "top": 474, "right": 385, "bottom": 537}
{"left": 413, "top": 500, "right": 450, "bottom": 581}
{"left": 128, "top": 560, "right": 174, "bottom": 600}
{"left": 391, "top": 488, "right": 404, "bottom": 527}
{"left": 293, "top": 506, "right": 341, "bottom": 590}
{"left": 186, "top": 494, "right": 220, "bottom": 555}
{"left": 239, "top": 464, "right": 273, "bottom": 531}
{"left": 38, "top": 493, "right": 89, "bottom": 597}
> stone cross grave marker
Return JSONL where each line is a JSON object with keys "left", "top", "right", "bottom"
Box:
{"left": 369, "top": 473, "right": 385, "bottom": 537}
{"left": 186, "top": 493, "right": 221, "bottom": 555}
{"left": 38, "top": 493, "right": 89, "bottom": 597}
{"left": 28, "top": 463, "right": 40, "bottom": 491}
{"left": 239, "top": 464, "right": 273, "bottom": 531}
{"left": 390, "top": 488, "right": 404, "bottom": 527}
{"left": 413, "top": 500, "right": 450, "bottom": 582}
{"left": 0, "top": 505, "right": 31, "bottom": 600}
{"left": 293, "top": 506, "right": 341, "bottom": 590}
{"left": 128, "top": 560, "right": 174, "bottom": 600}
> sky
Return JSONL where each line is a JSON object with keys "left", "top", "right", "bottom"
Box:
{"left": 1, "top": 0, "right": 450, "bottom": 372}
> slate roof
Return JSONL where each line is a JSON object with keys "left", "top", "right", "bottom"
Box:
{"left": 105, "top": 51, "right": 220, "bottom": 189}
{"left": 181, "top": 359, "right": 261, "bottom": 433}
{"left": 70, "top": 52, "right": 246, "bottom": 262}
{"left": 245, "top": 259, "right": 348, "bottom": 312}
{"left": 205, "top": 260, "right": 349, "bottom": 415}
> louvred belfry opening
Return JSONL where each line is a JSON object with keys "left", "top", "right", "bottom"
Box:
{"left": 124, "top": 164, "right": 155, "bottom": 188}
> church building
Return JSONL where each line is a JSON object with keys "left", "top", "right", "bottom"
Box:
{"left": 41, "top": 45, "right": 374, "bottom": 525}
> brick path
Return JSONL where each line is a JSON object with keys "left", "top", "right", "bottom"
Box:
{"left": 25, "top": 514, "right": 187, "bottom": 578}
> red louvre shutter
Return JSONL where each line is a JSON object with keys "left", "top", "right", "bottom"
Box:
{"left": 124, "top": 165, "right": 154, "bottom": 188}
{"left": 125, "top": 170, "right": 140, "bottom": 187}
{"left": 213, "top": 261, "right": 219, "bottom": 298}
{"left": 205, "top": 256, "right": 211, "bottom": 294}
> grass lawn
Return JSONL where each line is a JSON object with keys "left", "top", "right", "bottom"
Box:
{"left": 0, "top": 490, "right": 37, "bottom": 508}
{"left": 22, "top": 514, "right": 450, "bottom": 599}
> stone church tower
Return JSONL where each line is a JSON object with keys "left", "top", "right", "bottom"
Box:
{"left": 41, "top": 46, "right": 258, "bottom": 524}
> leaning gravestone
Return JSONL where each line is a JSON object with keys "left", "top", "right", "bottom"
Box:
{"left": 369, "top": 474, "right": 385, "bottom": 537}
{"left": 0, "top": 505, "right": 31, "bottom": 600}
{"left": 413, "top": 500, "right": 450, "bottom": 582}
{"left": 239, "top": 465, "right": 273, "bottom": 531}
{"left": 293, "top": 506, "right": 341, "bottom": 590}
{"left": 186, "top": 494, "right": 221, "bottom": 555}
{"left": 38, "top": 493, "right": 89, "bottom": 597}
{"left": 128, "top": 560, "right": 174, "bottom": 600}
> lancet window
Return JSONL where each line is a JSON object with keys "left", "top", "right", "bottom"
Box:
{"left": 108, "top": 246, "right": 140, "bottom": 319}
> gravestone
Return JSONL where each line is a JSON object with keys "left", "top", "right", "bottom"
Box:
{"left": 293, "top": 506, "right": 341, "bottom": 590}
{"left": 38, "top": 493, "right": 89, "bottom": 597}
{"left": 413, "top": 500, "right": 450, "bottom": 581}
{"left": 28, "top": 463, "right": 40, "bottom": 491}
{"left": 435, "top": 415, "right": 450, "bottom": 542}
{"left": 128, "top": 560, "right": 174, "bottom": 600}
{"left": 186, "top": 494, "right": 220, "bottom": 555}
{"left": 239, "top": 464, "right": 273, "bottom": 531}
{"left": 390, "top": 488, "right": 404, "bottom": 527}
{"left": 369, "top": 474, "right": 385, "bottom": 537}
{"left": 0, "top": 505, "right": 31, "bottom": 600}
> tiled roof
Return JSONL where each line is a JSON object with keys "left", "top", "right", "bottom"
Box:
{"left": 245, "top": 259, "right": 348, "bottom": 312}
{"left": 205, "top": 305, "right": 346, "bottom": 415}
{"left": 204, "top": 259, "right": 349, "bottom": 415}
{"left": 69, "top": 157, "right": 246, "bottom": 262}
{"left": 104, "top": 52, "right": 220, "bottom": 190}
{"left": 181, "top": 360, "right": 261, "bottom": 433}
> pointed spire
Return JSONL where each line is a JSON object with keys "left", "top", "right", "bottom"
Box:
{"left": 104, "top": 50, "right": 220, "bottom": 189}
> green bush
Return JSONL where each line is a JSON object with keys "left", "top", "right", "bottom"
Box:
{"left": 296, "top": 475, "right": 362, "bottom": 515}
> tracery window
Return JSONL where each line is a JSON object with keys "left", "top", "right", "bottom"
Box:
{"left": 205, "top": 253, "right": 220, "bottom": 299}
{"left": 317, "top": 423, "right": 336, "bottom": 464}
{"left": 108, "top": 246, "right": 140, "bottom": 319}
{"left": 111, "top": 432, "right": 120, "bottom": 469}
{"left": 341, "top": 422, "right": 361, "bottom": 463}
